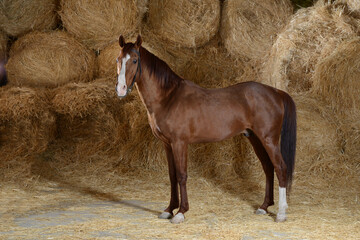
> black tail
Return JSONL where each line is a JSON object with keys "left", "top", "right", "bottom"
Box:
{"left": 0, "top": 59, "right": 7, "bottom": 87}
{"left": 281, "top": 93, "right": 297, "bottom": 191}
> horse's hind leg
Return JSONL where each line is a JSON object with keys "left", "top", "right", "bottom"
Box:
{"left": 159, "top": 143, "right": 179, "bottom": 219}
{"left": 258, "top": 136, "right": 288, "bottom": 222}
{"left": 248, "top": 133, "right": 274, "bottom": 214}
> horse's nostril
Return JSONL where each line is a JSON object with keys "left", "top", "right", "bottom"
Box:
{"left": 122, "top": 85, "right": 126, "bottom": 90}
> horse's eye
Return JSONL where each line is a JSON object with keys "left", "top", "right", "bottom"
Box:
{"left": 116, "top": 58, "right": 119, "bottom": 63}
{"left": 133, "top": 59, "right": 137, "bottom": 64}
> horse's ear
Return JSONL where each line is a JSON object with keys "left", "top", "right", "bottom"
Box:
{"left": 135, "top": 35, "right": 142, "bottom": 48}
{"left": 119, "top": 35, "right": 125, "bottom": 49}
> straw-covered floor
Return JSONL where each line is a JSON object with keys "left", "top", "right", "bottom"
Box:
{"left": 1, "top": 0, "right": 359, "bottom": 239}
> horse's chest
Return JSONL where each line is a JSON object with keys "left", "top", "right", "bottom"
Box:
{"left": 147, "top": 112, "right": 166, "bottom": 140}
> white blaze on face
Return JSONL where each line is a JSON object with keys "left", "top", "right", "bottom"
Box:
{"left": 116, "top": 54, "right": 130, "bottom": 97}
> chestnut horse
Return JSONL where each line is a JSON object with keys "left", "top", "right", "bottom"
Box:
{"left": 116, "top": 35, "right": 296, "bottom": 224}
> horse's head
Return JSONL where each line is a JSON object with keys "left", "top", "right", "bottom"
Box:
{"left": 116, "top": 35, "right": 142, "bottom": 98}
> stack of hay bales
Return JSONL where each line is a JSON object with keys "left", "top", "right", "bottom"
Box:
{"left": 59, "top": 0, "right": 148, "bottom": 50}
{"left": 260, "top": 0, "right": 360, "bottom": 188}
{"left": 6, "top": 31, "right": 95, "bottom": 88}
{"left": 220, "top": 0, "right": 293, "bottom": 61}
{"left": 263, "top": 1, "right": 360, "bottom": 91}
{"left": 0, "top": 0, "right": 58, "bottom": 37}
{"left": 0, "top": 87, "right": 56, "bottom": 162}
{"left": 0, "top": 0, "right": 359, "bottom": 194}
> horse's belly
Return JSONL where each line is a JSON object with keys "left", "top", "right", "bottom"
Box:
{"left": 188, "top": 118, "right": 247, "bottom": 144}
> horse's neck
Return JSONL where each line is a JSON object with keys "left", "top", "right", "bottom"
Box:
{"left": 135, "top": 72, "right": 168, "bottom": 114}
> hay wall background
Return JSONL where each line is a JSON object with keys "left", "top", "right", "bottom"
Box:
{"left": 0, "top": 0, "right": 58, "bottom": 38}
{"left": 1, "top": 0, "right": 359, "bottom": 215}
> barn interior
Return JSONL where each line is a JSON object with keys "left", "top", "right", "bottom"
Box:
{"left": 0, "top": 0, "right": 359, "bottom": 239}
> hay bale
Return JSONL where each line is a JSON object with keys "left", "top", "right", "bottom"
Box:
{"left": 52, "top": 78, "right": 127, "bottom": 155}
{"left": 0, "top": 86, "right": 56, "bottom": 160}
{"left": 6, "top": 31, "right": 95, "bottom": 88}
{"left": 59, "top": 0, "right": 147, "bottom": 50}
{"left": 292, "top": 93, "right": 354, "bottom": 187}
{"left": 0, "top": 0, "right": 58, "bottom": 37}
{"left": 312, "top": 37, "right": 360, "bottom": 115}
{"left": 147, "top": 0, "right": 220, "bottom": 48}
{"left": 220, "top": 0, "right": 293, "bottom": 61}
{"left": 262, "top": 2, "right": 360, "bottom": 91}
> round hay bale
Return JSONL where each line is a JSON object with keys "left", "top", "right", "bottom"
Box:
{"left": 0, "top": 0, "right": 58, "bottom": 37}
{"left": 220, "top": 0, "right": 293, "bottom": 61}
{"left": 59, "top": 0, "right": 146, "bottom": 50}
{"left": 0, "top": 86, "right": 56, "bottom": 160}
{"left": 262, "top": 2, "right": 360, "bottom": 92}
{"left": 52, "top": 78, "right": 127, "bottom": 155}
{"left": 312, "top": 37, "right": 360, "bottom": 114}
{"left": 147, "top": 0, "right": 220, "bottom": 48}
{"left": 6, "top": 31, "right": 95, "bottom": 88}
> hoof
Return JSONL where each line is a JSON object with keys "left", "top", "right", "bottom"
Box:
{"left": 276, "top": 213, "right": 287, "bottom": 222}
{"left": 170, "top": 213, "right": 185, "bottom": 224}
{"left": 158, "top": 212, "right": 173, "bottom": 219}
{"left": 255, "top": 208, "right": 267, "bottom": 215}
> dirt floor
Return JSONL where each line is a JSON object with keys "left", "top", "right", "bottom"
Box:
{"left": 0, "top": 164, "right": 359, "bottom": 240}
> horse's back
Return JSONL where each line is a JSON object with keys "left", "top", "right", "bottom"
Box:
{"left": 162, "top": 80, "right": 286, "bottom": 143}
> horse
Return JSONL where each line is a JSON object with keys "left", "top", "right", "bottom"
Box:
{"left": 115, "top": 35, "right": 296, "bottom": 224}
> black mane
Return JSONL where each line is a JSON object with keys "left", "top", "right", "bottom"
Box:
{"left": 123, "top": 43, "right": 183, "bottom": 90}
{"left": 140, "top": 46, "right": 183, "bottom": 90}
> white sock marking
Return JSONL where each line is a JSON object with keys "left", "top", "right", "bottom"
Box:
{"left": 278, "top": 187, "right": 288, "bottom": 215}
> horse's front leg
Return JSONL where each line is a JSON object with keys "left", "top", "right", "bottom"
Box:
{"left": 158, "top": 143, "right": 179, "bottom": 219}
{"left": 170, "top": 141, "right": 189, "bottom": 224}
